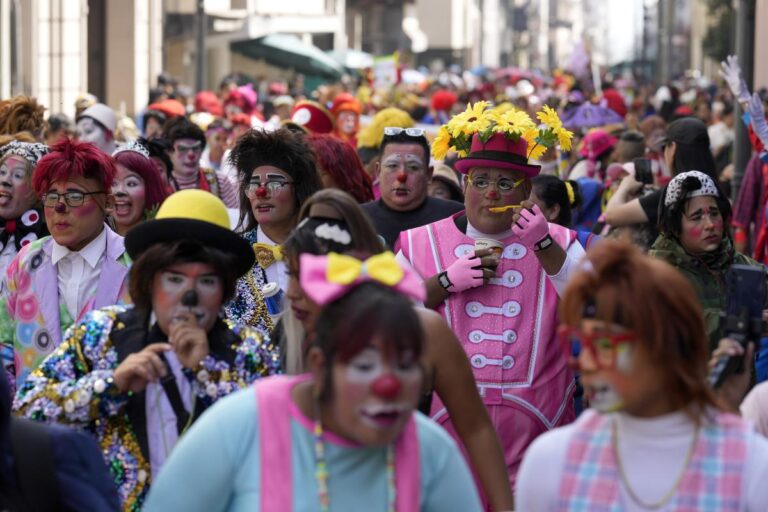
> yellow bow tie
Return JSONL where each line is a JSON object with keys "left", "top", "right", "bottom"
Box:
{"left": 326, "top": 252, "right": 403, "bottom": 286}
{"left": 253, "top": 243, "right": 283, "bottom": 269}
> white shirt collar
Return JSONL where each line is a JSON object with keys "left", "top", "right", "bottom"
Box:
{"left": 256, "top": 224, "right": 277, "bottom": 246}
{"left": 51, "top": 225, "right": 108, "bottom": 268}
{"left": 466, "top": 220, "right": 513, "bottom": 241}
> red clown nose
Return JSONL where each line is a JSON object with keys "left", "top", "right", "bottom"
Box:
{"left": 396, "top": 171, "right": 408, "bottom": 183}
{"left": 371, "top": 373, "right": 401, "bottom": 399}
{"left": 254, "top": 186, "right": 268, "bottom": 198}
{"left": 54, "top": 201, "right": 67, "bottom": 213}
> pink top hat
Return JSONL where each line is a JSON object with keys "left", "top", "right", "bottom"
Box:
{"left": 578, "top": 129, "right": 618, "bottom": 159}
{"left": 454, "top": 132, "right": 541, "bottom": 177}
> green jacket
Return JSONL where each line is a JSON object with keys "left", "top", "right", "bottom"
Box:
{"left": 649, "top": 234, "right": 767, "bottom": 351}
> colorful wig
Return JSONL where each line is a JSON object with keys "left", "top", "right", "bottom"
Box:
{"left": 0, "top": 96, "right": 46, "bottom": 138}
{"left": 32, "top": 138, "right": 116, "bottom": 196}
{"left": 113, "top": 150, "right": 169, "bottom": 212}
{"left": 307, "top": 134, "right": 373, "bottom": 203}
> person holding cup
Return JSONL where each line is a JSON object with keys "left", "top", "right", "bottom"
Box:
{"left": 397, "top": 102, "right": 584, "bottom": 490}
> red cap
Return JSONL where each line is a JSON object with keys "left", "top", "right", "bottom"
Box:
{"left": 287, "top": 101, "right": 334, "bottom": 134}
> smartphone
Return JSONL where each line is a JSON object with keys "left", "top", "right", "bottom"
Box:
{"left": 633, "top": 158, "right": 654, "bottom": 185}
{"left": 708, "top": 264, "right": 766, "bottom": 388}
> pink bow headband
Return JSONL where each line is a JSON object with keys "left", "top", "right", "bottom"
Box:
{"left": 299, "top": 252, "right": 426, "bottom": 305}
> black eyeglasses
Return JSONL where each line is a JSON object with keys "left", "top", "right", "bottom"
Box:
{"left": 383, "top": 127, "right": 426, "bottom": 137}
{"left": 42, "top": 191, "right": 105, "bottom": 208}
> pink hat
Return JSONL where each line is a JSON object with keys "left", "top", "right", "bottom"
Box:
{"left": 579, "top": 129, "right": 618, "bottom": 159}
{"left": 454, "top": 132, "right": 541, "bottom": 177}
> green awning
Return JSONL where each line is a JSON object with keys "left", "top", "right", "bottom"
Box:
{"left": 231, "top": 34, "right": 345, "bottom": 79}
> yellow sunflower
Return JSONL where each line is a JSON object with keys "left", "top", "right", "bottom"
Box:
{"left": 555, "top": 126, "right": 574, "bottom": 151}
{"left": 432, "top": 125, "right": 453, "bottom": 160}
{"left": 494, "top": 109, "right": 535, "bottom": 135}
{"left": 536, "top": 105, "right": 563, "bottom": 130}
{"left": 447, "top": 101, "right": 491, "bottom": 137}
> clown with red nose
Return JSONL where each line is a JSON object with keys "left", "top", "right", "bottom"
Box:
{"left": 396, "top": 102, "right": 585, "bottom": 492}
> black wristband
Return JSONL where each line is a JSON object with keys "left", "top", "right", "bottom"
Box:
{"left": 438, "top": 271, "right": 453, "bottom": 291}
{"left": 533, "top": 234, "right": 553, "bottom": 252}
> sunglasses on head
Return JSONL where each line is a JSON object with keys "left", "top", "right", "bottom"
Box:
{"left": 383, "top": 127, "right": 426, "bottom": 138}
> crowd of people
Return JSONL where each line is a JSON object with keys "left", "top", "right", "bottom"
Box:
{"left": 0, "top": 52, "right": 767, "bottom": 511}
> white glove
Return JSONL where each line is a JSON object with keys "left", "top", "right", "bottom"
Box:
{"left": 748, "top": 92, "right": 768, "bottom": 148}
{"left": 719, "top": 55, "right": 751, "bottom": 104}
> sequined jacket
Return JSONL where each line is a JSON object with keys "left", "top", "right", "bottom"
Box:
{"left": 224, "top": 229, "right": 273, "bottom": 331}
{"left": 13, "top": 305, "right": 281, "bottom": 512}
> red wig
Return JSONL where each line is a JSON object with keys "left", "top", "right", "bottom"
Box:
{"left": 113, "top": 151, "right": 169, "bottom": 211}
{"left": 431, "top": 90, "right": 458, "bottom": 112}
{"left": 32, "top": 138, "right": 116, "bottom": 196}
{"left": 307, "top": 134, "right": 373, "bottom": 203}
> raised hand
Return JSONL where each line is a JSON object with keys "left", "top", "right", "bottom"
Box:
{"left": 719, "top": 55, "right": 750, "bottom": 103}
{"left": 511, "top": 201, "right": 552, "bottom": 251}
{"left": 113, "top": 343, "right": 172, "bottom": 393}
{"left": 748, "top": 92, "right": 768, "bottom": 148}
{"left": 169, "top": 311, "right": 210, "bottom": 369}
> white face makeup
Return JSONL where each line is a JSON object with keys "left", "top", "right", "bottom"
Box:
{"left": 0, "top": 156, "right": 35, "bottom": 219}
{"left": 151, "top": 262, "right": 224, "bottom": 335}
{"left": 378, "top": 143, "right": 431, "bottom": 212}
{"left": 585, "top": 377, "right": 625, "bottom": 413}
{"left": 346, "top": 347, "right": 421, "bottom": 430}
{"left": 76, "top": 118, "right": 110, "bottom": 151}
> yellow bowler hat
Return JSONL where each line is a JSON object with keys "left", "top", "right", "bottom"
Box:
{"left": 125, "top": 189, "right": 255, "bottom": 276}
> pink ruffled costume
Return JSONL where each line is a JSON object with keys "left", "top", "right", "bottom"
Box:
{"left": 400, "top": 213, "right": 576, "bottom": 489}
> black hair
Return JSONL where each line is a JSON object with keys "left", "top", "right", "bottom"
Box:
{"left": 140, "top": 137, "right": 173, "bottom": 176}
{"left": 47, "top": 113, "right": 73, "bottom": 134}
{"left": 314, "top": 282, "right": 424, "bottom": 401}
{"left": 162, "top": 116, "right": 206, "bottom": 148}
{"left": 379, "top": 131, "right": 430, "bottom": 165}
{"left": 228, "top": 128, "right": 322, "bottom": 232}
{"left": 148, "top": 86, "right": 166, "bottom": 105}
{"left": 658, "top": 175, "right": 732, "bottom": 239}
{"left": 142, "top": 109, "right": 168, "bottom": 133}
{"left": 531, "top": 175, "right": 581, "bottom": 227}
{"left": 670, "top": 143, "right": 717, "bottom": 179}
{"left": 616, "top": 130, "right": 646, "bottom": 163}
{"left": 129, "top": 239, "right": 240, "bottom": 313}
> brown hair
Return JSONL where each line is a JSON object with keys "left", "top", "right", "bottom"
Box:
{"left": 560, "top": 240, "right": 722, "bottom": 421}
{"left": 129, "top": 240, "right": 239, "bottom": 313}
{"left": 0, "top": 96, "right": 46, "bottom": 138}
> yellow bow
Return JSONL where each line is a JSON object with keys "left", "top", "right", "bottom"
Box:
{"left": 253, "top": 243, "right": 283, "bottom": 269}
{"left": 326, "top": 252, "right": 403, "bottom": 286}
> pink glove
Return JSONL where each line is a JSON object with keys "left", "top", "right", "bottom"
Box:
{"left": 442, "top": 252, "right": 485, "bottom": 293}
{"left": 512, "top": 204, "right": 552, "bottom": 251}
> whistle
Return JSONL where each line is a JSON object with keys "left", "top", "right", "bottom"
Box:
{"left": 488, "top": 204, "right": 522, "bottom": 213}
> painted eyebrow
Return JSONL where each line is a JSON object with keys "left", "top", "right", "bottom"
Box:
{"left": 163, "top": 270, "right": 218, "bottom": 277}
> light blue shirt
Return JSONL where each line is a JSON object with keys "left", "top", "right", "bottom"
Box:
{"left": 144, "top": 385, "right": 482, "bottom": 512}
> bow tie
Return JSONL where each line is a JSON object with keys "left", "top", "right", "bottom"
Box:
{"left": 253, "top": 243, "right": 283, "bottom": 269}
{"left": 299, "top": 252, "right": 426, "bottom": 305}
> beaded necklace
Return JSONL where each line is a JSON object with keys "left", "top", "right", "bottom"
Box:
{"left": 313, "top": 405, "right": 396, "bottom": 512}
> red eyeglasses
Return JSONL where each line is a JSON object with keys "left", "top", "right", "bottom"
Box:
{"left": 557, "top": 325, "right": 635, "bottom": 370}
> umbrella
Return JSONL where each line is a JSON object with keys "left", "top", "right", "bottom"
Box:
{"left": 231, "top": 34, "right": 345, "bottom": 79}
{"left": 561, "top": 103, "right": 625, "bottom": 130}
{"left": 326, "top": 49, "right": 374, "bottom": 69}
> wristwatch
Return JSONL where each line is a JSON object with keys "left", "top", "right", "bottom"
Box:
{"left": 438, "top": 271, "right": 453, "bottom": 291}
{"left": 533, "top": 234, "right": 553, "bottom": 252}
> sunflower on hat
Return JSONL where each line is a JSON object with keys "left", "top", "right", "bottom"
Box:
{"left": 432, "top": 102, "right": 573, "bottom": 162}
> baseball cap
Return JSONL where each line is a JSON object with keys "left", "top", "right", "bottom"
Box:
{"left": 658, "top": 117, "right": 709, "bottom": 148}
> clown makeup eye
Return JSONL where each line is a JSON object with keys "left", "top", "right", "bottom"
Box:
{"left": 347, "top": 348, "right": 382, "bottom": 381}
{"left": 198, "top": 275, "right": 221, "bottom": 288}
{"left": 161, "top": 272, "right": 187, "bottom": 291}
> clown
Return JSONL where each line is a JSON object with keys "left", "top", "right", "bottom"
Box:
{"left": 0, "top": 141, "right": 49, "bottom": 277}
{"left": 13, "top": 190, "right": 280, "bottom": 511}
{"left": 330, "top": 93, "right": 361, "bottom": 147}
{"left": 0, "top": 139, "right": 131, "bottom": 391}
{"left": 144, "top": 252, "right": 482, "bottom": 512}
{"left": 398, "top": 102, "right": 580, "bottom": 489}
{"left": 76, "top": 103, "right": 118, "bottom": 156}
